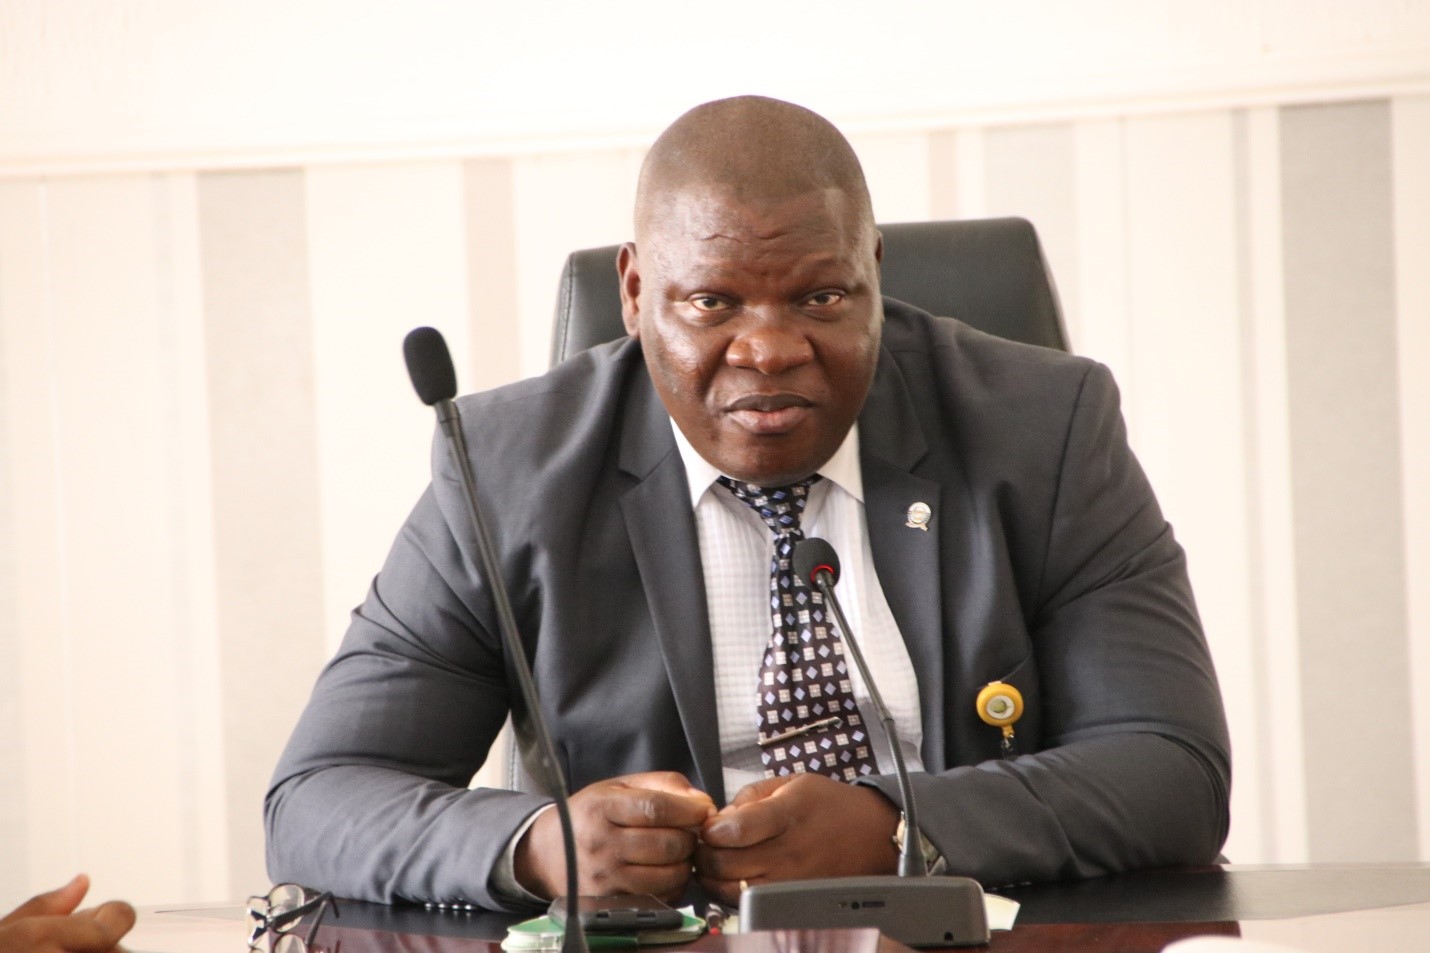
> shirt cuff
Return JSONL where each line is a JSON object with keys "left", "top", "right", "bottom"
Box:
{"left": 490, "top": 803, "right": 557, "bottom": 906}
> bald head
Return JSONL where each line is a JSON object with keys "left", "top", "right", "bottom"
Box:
{"left": 635, "top": 96, "right": 875, "bottom": 240}
{"left": 617, "top": 96, "right": 885, "bottom": 485}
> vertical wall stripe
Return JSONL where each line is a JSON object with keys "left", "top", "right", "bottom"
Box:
{"left": 2, "top": 176, "right": 229, "bottom": 905}
{"left": 0, "top": 340, "right": 14, "bottom": 902}
{"left": 1391, "top": 94, "right": 1430, "bottom": 860}
{"left": 1122, "top": 111, "right": 1262, "bottom": 863}
{"left": 305, "top": 161, "right": 472, "bottom": 657}
{"left": 463, "top": 158, "right": 522, "bottom": 388}
{"left": 1237, "top": 108, "right": 1309, "bottom": 863}
{"left": 151, "top": 171, "right": 232, "bottom": 900}
{"left": 0, "top": 273, "right": 16, "bottom": 899}
{"left": 512, "top": 151, "right": 640, "bottom": 379}
{"left": 1072, "top": 119, "right": 1132, "bottom": 376}
{"left": 9, "top": 175, "right": 200, "bottom": 903}
{"left": 1231, "top": 110, "right": 1267, "bottom": 862}
{"left": 952, "top": 128, "right": 987, "bottom": 219}
{"left": 2, "top": 182, "right": 78, "bottom": 898}
{"left": 150, "top": 172, "right": 204, "bottom": 896}
{"left": 1281, "top": 100, "right": 1416, "bottom": 861}
{"left": 927, "top": 130, "right": 960, "bottom": 220}
{"left": 848, "top": 132, "right": 933, "bottom": 224}
{"left": 0, "top": 181, "right": 44, "bottom": 904}
{"left": 982, "top": 124, "right": 1080, "bottom": 344}
{"left": 197, "top": 169, "right": 327, "bottom": 892}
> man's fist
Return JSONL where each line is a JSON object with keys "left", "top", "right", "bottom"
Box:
{"left": 515, "top": 772, "right": 716, "bottom": 901}
{"left": 695, "top": 775, "right": 900, "bottom": 906}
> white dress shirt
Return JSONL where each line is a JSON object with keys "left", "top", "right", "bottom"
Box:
{"left": 670, "top": 421, "right": 926, "bottom": 796}
{"left": 495, "top": 420, "right": 926, "bottom": 900}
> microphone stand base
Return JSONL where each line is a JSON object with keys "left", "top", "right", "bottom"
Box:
{"left": 739, "top": 876, "right": 989, "bottom": 948}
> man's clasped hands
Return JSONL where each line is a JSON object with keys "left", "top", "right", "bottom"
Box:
{"left": 514, "top": 770, "right": 903, "bottom": 906}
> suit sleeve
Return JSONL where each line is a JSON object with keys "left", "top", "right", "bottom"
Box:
{"left": 865, "top": 361, "right": 1231, "bottom": 885}
{"left": 263, "top": 475, "right": 553, "bottom": 910}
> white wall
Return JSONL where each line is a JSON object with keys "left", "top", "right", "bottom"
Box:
{"left": 2, "top": 0, "right": 1429, "bottom": 908}
{"left": 3, "top": 0, "right": 1430, "bottom": 174}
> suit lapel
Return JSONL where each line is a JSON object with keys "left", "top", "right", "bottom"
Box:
{"left": 617, "top": 373, "right": 726, "bottom": 804}
{"left": 858, "top": 351, "right": 948, "bottom": 772}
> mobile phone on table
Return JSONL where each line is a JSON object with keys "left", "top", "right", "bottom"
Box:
{"left": 547, "top": 895, "right": 683, "bottom": 932}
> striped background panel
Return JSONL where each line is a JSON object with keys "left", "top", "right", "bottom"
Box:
{"left": 1, "top": 95, "right": 1428, "bottom": 903}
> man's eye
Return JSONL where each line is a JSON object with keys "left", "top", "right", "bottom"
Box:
{"left": 805, "top": 291, "right": 845, "bottom": 307}
{"left": 689, "top": 295, "right": 728, "bottom": 312}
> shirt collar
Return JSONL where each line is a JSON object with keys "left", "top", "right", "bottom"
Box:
{"left": 670, "top": 419, "right": 865, "bottom": 509}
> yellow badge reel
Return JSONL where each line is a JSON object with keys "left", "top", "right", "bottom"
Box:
{"left": 976, "top": 681, "right": 1024, "bottom": 758}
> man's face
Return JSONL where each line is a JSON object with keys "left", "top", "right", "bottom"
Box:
{"left": 619, "top": 186, "right": 883, "bottom": 487}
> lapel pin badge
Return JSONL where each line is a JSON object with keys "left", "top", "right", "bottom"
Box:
{"left": 905, "top": 501, "right": 932, "bottom": 531}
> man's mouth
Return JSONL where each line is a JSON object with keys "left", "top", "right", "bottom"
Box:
{"left": 725, "top": 393, "right": 813, "bottom": 434}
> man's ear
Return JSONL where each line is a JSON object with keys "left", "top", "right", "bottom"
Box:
{"left": 873, "top": 230, "right": 884, "bottom": 265}
{"left": 617, "top": 242, "right": 641, "bottom": 338}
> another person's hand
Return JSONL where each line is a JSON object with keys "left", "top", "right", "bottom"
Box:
{"left": 514, "top": 771, "right": 717, "bottom": 901}
{"left": 0, "top": 874, "right": 135, "bottom": 953}
{"left": 695, "top": 775, "right": 901, "bottom": 906}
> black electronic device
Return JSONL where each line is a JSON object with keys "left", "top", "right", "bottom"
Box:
{"left": 547, "top": 895, "right": 683, "bottom": 933}
{"left": 738, "top": 538, "right": 990, "bottom": 947}
{"left": 403, "top": 327, "right": 589, "bottom": 953}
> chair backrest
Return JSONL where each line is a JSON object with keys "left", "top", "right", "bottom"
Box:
{"left": 549, "top": 216, "right": 1069, "bottom": 366}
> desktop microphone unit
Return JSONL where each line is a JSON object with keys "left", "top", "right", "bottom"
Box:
{"left": 738, "top": 537, "right": 989, "bottom": 947}
{"left": 403, "top": 327, "right": 589, "bottom": 953}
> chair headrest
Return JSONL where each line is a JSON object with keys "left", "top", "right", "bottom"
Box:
{"left": 550, "top": 217, "right": 1068, "bottom": 366}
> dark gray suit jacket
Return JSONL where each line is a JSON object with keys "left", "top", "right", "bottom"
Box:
{"left": 265, "top": 299, "right": 1230, "bottom": 909}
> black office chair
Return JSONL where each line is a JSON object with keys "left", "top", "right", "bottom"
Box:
{"left": 549, "top": 217, "right": 1070, "bottom": 367}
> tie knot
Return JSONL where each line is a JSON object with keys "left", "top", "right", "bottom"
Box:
{"left": 717, "top": 475, "right": 821, "bottom": 537}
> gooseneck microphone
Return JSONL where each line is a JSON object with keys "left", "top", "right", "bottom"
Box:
{"left": 792, "top": 538, "right": 923, "bottom": 879}
{"left": 738, "top": 536, "right": 990, "bottom": 947}
{"left": 403, "top": 327, "right": 588, "bottom": 953}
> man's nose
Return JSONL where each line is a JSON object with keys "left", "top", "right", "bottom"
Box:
{"left": 726, "top": 312, "right": 815, "bottom": 375}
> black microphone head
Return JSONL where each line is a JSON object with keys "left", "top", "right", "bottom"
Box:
{"left": 793, "top": 537, "right": 840, "bottom": 587}
{"left": 403, "top": 326, "right": 458, "bottom": 406}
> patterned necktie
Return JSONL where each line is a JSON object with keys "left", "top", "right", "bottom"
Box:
{"left": 717, "top": 475, "right": 880, "bottom": 781}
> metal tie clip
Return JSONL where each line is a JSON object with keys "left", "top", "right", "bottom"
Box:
{"left": 757, "top": 715, "right": 844, "bottom": 747}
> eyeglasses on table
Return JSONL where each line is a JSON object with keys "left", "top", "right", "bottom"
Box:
{"left": 247, "top": 883, "right": 339, "bottom": 953}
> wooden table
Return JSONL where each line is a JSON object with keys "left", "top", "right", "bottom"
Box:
{"left": 129, "top": 864, "right": 1430, "bottom": 953}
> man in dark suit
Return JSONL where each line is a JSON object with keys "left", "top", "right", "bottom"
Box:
{"left": 266, "top": 96, "right": 1229, "bottom": 911}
